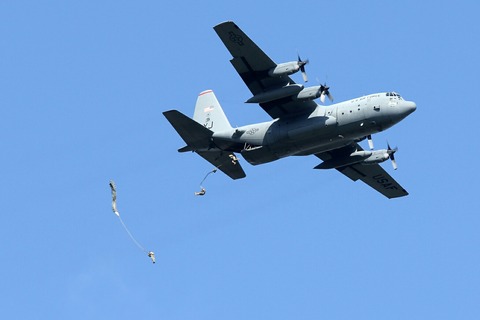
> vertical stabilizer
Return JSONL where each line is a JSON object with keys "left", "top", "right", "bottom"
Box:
{"left": 193, "top": 90, "right": 232, "bottom": 132}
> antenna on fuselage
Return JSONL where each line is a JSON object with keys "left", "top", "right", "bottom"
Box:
{"left": 367, "top": 135, "right": 374, "bottom": 150}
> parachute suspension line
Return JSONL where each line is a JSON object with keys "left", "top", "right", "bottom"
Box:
{"left": 200, "top": 168, "right": 218, "bottom": 186}
{"left": 117, "top": 214, "right": 147, "bottom": 253}
{"left": 195, "top": 167, "right": 219, "bottom": 196}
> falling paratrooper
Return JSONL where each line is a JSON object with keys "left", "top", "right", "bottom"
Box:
{"left": 109, "top": 180, "right": 156, "bottom": 264}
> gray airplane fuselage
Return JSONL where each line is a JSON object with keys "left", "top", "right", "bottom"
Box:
{"left": 212, "top": 92, "right": 416, "bottom": 165}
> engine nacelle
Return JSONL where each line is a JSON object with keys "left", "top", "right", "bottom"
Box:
{"left": 362, "top": 150, "right": 390, "bottom": 165}
{"left": 293, "top": 85, "right": 322, "bottom": 102}
{"left": 268, "top": 61, "right": 300, "bottom": 77}
{"left": 351, "top": 150, "right": 373, "bottom": 158}
{"left": 315, "top": 150, "right": 372, "bottom": 169}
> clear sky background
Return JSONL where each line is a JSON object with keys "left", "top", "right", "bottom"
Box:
{"left": 1, "top": 1, "right": 479, "bottom": 319}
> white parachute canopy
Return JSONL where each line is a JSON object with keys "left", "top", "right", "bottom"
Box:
{"left": 109, "top": 180, "right": 120, "bottom": 216}
{"left": 109, "top": 180, "right": 155, "bottom": 264}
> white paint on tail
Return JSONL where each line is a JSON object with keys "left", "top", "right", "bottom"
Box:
{"left": 193, "top": 90, "right": 232, "bottom": 132}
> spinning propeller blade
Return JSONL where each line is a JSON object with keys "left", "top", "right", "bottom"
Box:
{"left": 387, "top": 142, "right": 398, "bottom": 170}
{"left": 320, "top": 83, "right": 333, "bottom": 103}
{"left": 297, "top": 53, "right": 309, "bottom": 82}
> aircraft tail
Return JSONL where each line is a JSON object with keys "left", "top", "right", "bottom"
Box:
{"left": 163, "top": 110, "right": 213, "bottom": 152}
{"left": 193, "top": 90, "right": 232, "bottom": 132}
{"left": 163, "top": 109, "right": 246, "bottom": 180}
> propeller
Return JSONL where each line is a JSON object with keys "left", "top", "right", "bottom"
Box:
{"left": 297, "top": 53, "right": 309, "bottom": 82}
{"left": 319, "top": 83, "right": 333, "bottom": 103}
{"left": 387, "top": 142, "right": 398, "bottom": 170}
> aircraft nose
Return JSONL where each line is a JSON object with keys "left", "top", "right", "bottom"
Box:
{"left": 404, "top": 101, "right": 416, "bottom": 115}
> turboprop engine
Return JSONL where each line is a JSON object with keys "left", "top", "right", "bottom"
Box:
{"left": 268, "top": 55, "right": 309, "bottom": 81}
{"left": 268, "top": 61, "right": 301, "bottom": 77}
{"left": 293, "top": 85, "right": 323, "bottom": 101}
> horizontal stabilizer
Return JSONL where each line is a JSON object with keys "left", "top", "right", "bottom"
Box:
{"left": 178, "top": 145, "right": 193, "bottom": 153}
{"left": 163, "top": 110, "right": 213, "bottom": 151}
{"left": 197, "top": 150, "right": 246, "bottom": 180}
{"left": 163, "top": 109, "right": 246, "bottom": 180}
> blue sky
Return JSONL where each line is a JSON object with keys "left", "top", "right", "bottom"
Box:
{"left": 1, "top": 1, "right": 479, "bottom": 319}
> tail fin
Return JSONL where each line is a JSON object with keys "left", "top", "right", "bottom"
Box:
{"left": 193, "top": 90, "right": 232, "bottom": 132}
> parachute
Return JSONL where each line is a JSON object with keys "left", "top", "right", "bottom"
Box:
{"left": 109, "top": 180, "right": 155, "bottom": 264}
{"left": 110, "top": 180, "right": 120, "bottom": 217}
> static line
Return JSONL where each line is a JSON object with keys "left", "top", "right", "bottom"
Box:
{"left": 117, "top": 215, "right": 147, "bottom": 253}
{"left": 200, "top": 168, "right": 218, "bottom": 187}
{"left": 195, "top": 168, "right": 218, "bottom": 196}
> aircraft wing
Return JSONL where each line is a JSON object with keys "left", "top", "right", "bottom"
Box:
{"left": 197, "top": 150, "right": 246, "bottom": 180}
{"left": 214, "top": 21, "right": 317, "bottom": 119}
{"left": 315, "top": 143, "right": 409, "bottom": 199}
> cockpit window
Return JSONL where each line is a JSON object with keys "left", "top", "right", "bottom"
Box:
{"left": 386, "top": 92, "right": 403, "bottom": 99}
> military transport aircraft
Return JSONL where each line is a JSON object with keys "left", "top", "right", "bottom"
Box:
{"left": 163, "top": 21, "right": 416, "bottom": 199}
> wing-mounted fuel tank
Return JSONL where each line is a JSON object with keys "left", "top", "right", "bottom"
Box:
{"left": 315, "top": 150, "right": 372, "bottom": 169}
{"left": 246, "top": 84, "right": 304, "bottom": 103}
{"left": 246, "top": 84, "right": 327, "bottom": 104}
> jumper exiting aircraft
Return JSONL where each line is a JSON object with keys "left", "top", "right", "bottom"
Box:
{"left": 163, "top": 21, "right": 416, "bottom": 199}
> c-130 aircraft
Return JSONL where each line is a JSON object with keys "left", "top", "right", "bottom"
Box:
{"left": 164, "top": 21, "right": 416, "bottom": 199}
